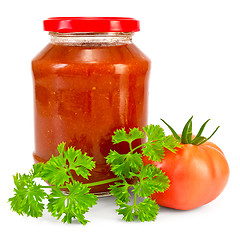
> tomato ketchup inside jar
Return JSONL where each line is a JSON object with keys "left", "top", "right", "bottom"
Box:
{"left": 32, "top": 17, "right": 151, "bottom": 195}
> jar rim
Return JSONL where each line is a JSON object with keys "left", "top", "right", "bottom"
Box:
{"left": 49, "top": 31, "right": 133, "bottom": 46}
{"left": 43, "top": 17, "right": 140, "bottom": 33}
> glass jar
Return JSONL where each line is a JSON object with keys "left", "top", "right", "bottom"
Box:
{"left": 32, "top": 17, "right": 151, "bottom": 195}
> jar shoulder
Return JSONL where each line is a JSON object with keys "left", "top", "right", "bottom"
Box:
{"left": 32, "top": 43, "right": 53, "bottom": 63}
{"left": 32, "top": 43, "right": 150, "bottom": 65}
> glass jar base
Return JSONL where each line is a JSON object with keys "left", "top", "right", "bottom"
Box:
{"left": 94, "top": 191, "right": 112, "bottom": 198}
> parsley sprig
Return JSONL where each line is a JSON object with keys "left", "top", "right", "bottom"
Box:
{"left": 106, "top": 125, "right": 180, "bottom": 221}
{"left": 9, "top": 125, "right": 181, "bottom": 224}
{"left": 9, "top": 166, "right": 46, "bottom": 218}
{"left": 9, "top": 143, "right": 97, "bottom": 225}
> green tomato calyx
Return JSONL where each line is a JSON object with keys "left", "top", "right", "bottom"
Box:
{"left": 161, "top": 116, "right": 220, "bottom": 145}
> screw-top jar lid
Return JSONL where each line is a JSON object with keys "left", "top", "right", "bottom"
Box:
{"left": 43, "top": 17, "right": 140, "bottom": 33}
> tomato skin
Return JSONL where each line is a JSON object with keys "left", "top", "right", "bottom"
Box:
{"left": 143, "top": 141, "right": 230, "bottom": 210}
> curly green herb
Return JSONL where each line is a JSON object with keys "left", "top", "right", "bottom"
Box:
{"left": 9, "top": 124, "right": 181, "bottom": 224}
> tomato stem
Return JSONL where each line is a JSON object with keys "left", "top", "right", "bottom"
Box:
{"left": 194, "top": 126, "right": 220, "bottom": 145}
{"left": 181, "top": 116, "right": 193, "bottom": 144}
{"left": 160, "top": 119, "right": 180, "bottom": 141}
{"left": 191, "top": 119, "right": 210, "bottom": 145}
{"left": 187, "top": 120, "right": 193, "bottom": 143}
{"left": 161, "top": 116, "right": 220, "bottom": 146}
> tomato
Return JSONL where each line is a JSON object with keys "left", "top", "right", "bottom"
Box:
{"left": 143, "top": 117, "right": 230, "bottom": 210}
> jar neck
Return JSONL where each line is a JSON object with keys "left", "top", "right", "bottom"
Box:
{"left": 49, "top": 32, "right": 133, "bottom": 46}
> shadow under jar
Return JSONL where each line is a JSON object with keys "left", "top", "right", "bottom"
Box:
{"left": 32, "top": 17, "right": 151, "bottom": 195}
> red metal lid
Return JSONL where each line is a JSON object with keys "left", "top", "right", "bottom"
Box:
{"left": 43, "top": 17, "right": 140, "bottom": 33}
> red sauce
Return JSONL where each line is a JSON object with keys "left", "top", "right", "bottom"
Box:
{"left": 32, "top": 43, "right": 150, "bottom": 194}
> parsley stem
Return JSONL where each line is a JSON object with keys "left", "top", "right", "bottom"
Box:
{"left": 85, "top": 177, "right": 121, "bottom": 187}
{"left": 41, "top": 185, "right": 54, "bottom": 189}
{"left": 40, "top": 177, "right": 121, "bottom": 189}
{"left": 129, "top": 142, "right": 133, "bottom": 152}
{"left": 68, "top": 172, "right": 75, "bottom": 184}
{"left": 131, "top": 143, "right": 146, "bottom": 153}
{"left": 133, "top": 192, "right": 137, "bottom": 214}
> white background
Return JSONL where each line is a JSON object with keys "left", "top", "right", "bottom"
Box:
{"left": 1, "top": 0, "right": 239, "bottom": 239}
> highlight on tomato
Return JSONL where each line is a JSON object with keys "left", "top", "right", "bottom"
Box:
{"left": 143, "top": 116, "right": 230, "bottom": 210}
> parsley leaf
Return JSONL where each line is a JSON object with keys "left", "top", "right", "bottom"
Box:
{"left": 108, "top": 180, "right": 131, "bottom": 203}
{"left": 47, "top": 181, "right": 97, "bottom": 224}
{"left": 143, "top": 124, "right": 165, "bottom": 142}
{"left": 131, "top": 164, "right": 170, "bottom": 198}
{"left": 112, "top": 128, "right": 145, "bottom": 145}
{"left": 8, "top": 173, "right": 46, "bottom": 218}
{"left": 142, "top": 141, "right": 165, "bottom": 162}
{"left": 115, "top": 197, "right": 160, "bottom": 222}
{"left": 42, "top": 142, "right": 95, "bottom": 187}
{"left": 115, "top": 202, "right": 135, "bottom": 222}
{"left": 142, "top": 125, "right": 181, "bottom": 162}
{"left": 162, "top": 135, "right": 182, "bottom": 153}
{"left": 135, "top": 198, "right": 160, "bottom": 222}
{"left": 106, "top": 150, "right": 143, "bottom": 178}
{"left": 32, "top": 163, "right": 45, "bottom": 178}
{"left": 110, "top": 165, "right": 169, "bottom": 222}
